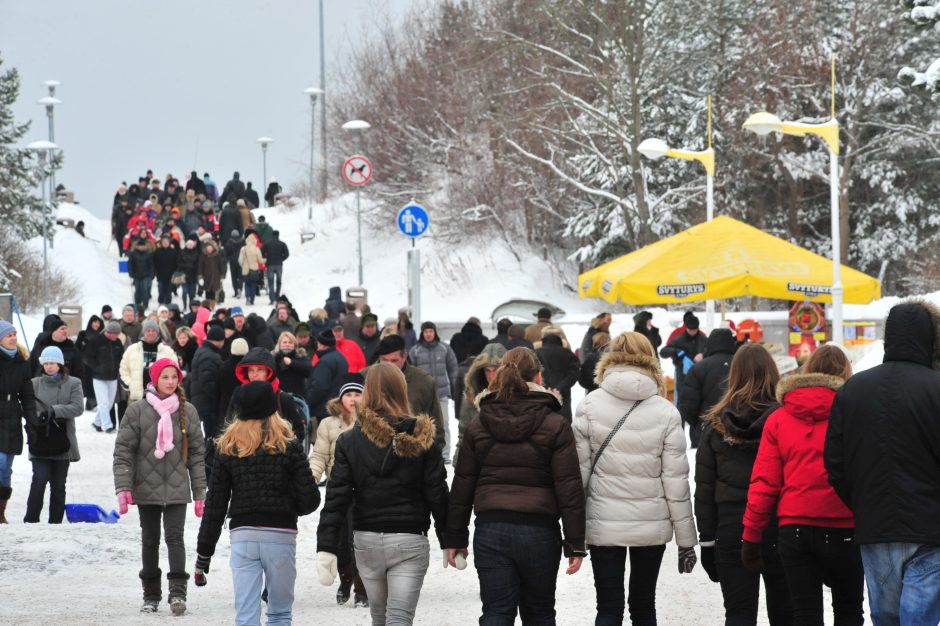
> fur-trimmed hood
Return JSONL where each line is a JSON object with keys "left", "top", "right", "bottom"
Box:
{"left": 464, "top": 342, "right": 506, "bottom": 403}
{"left": 357, "top": 406, "right": 436, "bottom": 458}
{"left": 594, "top": 351, "right": 666, "bottom": 399}
{"left": 776, "top": 372, "right": 844, "bottom": 402}
{"left": 884, "top": 299, "right": 940, "bottom": 370}
{"left": 775, "top": 373, "right": 844, "bottom": 423}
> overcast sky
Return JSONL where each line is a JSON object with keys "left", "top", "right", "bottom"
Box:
{"left": 1, "top": 0, "right": 419, "bottom": 217}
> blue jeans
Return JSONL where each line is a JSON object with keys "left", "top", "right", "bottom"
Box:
{"left": 860, "top": 542, "right": 940, "bottom": 626}
{"left": 134, "top": 277, "right": 152, "bottom": 310}
{"left": 267, "top": 265, "right": 283, "bottom": 301}
{"left": 473, "top": 522, "right": 562, "bottom": 625}
{"left": 244, "top": 277, "right": 257, "bottom": 305}
{"left": 0, "top": 451, "right": 14, "bottom": 488}
{"left": 181, "top": 282, "right": 197, "bottom": 308}
{"left": 157, "top": 279, "right": 173, "bottom": 305}
{"left": 231, "top": 537, "right": 296, "bottom": 626}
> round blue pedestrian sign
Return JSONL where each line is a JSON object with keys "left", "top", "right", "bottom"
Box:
{"left": 397, "top": 203, "right": 429, "bottom": 238}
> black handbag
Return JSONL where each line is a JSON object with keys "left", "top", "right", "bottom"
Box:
{"left": 171, "top": 271, "right": 187, "bottom": 286}
{"left": 28, "top": 417, "right": 71, "bottom": 457}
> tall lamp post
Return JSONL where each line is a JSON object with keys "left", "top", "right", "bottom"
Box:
{"left": 318, "top": 0, "right": 327, "bottom": 203}
{"left": 28, "top": 140, "right": 58, "bottom": 317}
{"left": 303, "top": 87, "right": 324, "bottom": 219}
{"left": 256, "top": 137, "right": 273, "bottom": 206}
{"left": 743, "top": 58, "right": 842, "bottom": 344}
{"left": 637, "top": 97, "right": 716, "bottom": 330}
{"left": 342, "top": 120, "right": 371, "bottom": 286}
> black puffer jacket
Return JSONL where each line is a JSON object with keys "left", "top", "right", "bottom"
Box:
{"left": 261, "top": 237, "right": 289, "bottom": 266}
{"left": 450, "top": 321, "right": 490, "bottom": 364}
{"left": 152, "top": 245, "right": 180, "bottom": 283}
{"left": 218, "top": 205, "right": 243, "bottom": 242}
{"left": 536, "top": 335, "right": 581, "bottom": 422}
{"left": 177, "top": 243, "right": 200, "bottom": 283}
{"left": 307, "top": 347, "right": 348, "bottom": 419}
{"left": 660, "top": 330, "right": 708, "bottom": 387}
{"left": 317, "top": 407, "right": 448, "bottom": 554}
{"left": 197, "top": 438, "right": 319, "bottom": 558}
{"left": 274, "top": 349, "right": 311, "bottom": 397}
{"left": 825, "top": 301, "right": 940, "bottom": 545}
{"left": 324, "top": 286, "right": 345, "bottom": 321}
{"left": 85, "top": 332, "right": 124, "bottom": 380}
{"left": 189, "top": 342, "right": 223, "bottom": 437}
{"left": 0, "top": 349, "right": 37, "bottom": 455}
{"left": 127, "top": 247, "right": 154, "bottom": 281}
{"left": 679, "top": 329, "right": 736, "bottom": 431}
{"left": 695, "top": 402, "right": 776, "bottom": 542}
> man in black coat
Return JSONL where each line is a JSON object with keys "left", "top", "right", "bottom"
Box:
{"left": 244, "top": 182, "right": 260, "bottom": 209}
{"left": 223, "top": 230, "right": 245, "bottom": 298}
{"left": 307, "top": 330, "right": 348, "bottom": 420}
{"left": 190, "top": 327, "right": 225, "bottom": 444}
{"left": 127, "top": 238, "right": 155, "bottom": 312}
{"left": 261, "top": 231, "right": 289, "bottom": 303}
{"left": 535, "top": 331, "right": 580, "bottom": 421}
{"left": 678, "top": 328, "right": 736, "bottom": 448}
{"left": 660, "top": 313, "right": 707, "bottom": 402}
{"left": 221, "top": 171, "right": 246, "bottom": 201}
{"left": 152, "top": 235, "right": 180, "bottom": 306}
{"left": 29, "top": 315, "right": 84, "bottom": 382}
{"left": 355, "top": 313, "right": 382, "bottom": 365}
{"left": 633, "top": 310, "right": 662, "bottom": 351}
{"left": 185, "top": 170, "right": 206, "bottom": 197}
{"left": 825, "top": 301, "right": 940, "bottom": 624}
{"left": 449, "top": 317, "right": 489, "bottom": 364}
{"left": 265, "top": 178, "right": 281, "bottom": 207}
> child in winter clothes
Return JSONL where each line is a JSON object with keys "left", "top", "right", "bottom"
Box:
{"left": 195, "top": 380, "right": 320, "bottom": 626}
{"left": 743, "top": 345, "right": 862, "bottom": 625}
{"left": 25, "top": 346, "right": 83, "bottom": 523}
{"left": 113, "top": 357, "right": 206, "bottom": 615}
{"left": 309, "top": 373, "right": 368, "bottom": 608}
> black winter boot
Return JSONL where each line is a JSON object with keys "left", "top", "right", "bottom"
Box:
{"left": 0, "top": 486, "right": 11, "bottom": 524}
{"left": 336, "top": 564, "right": 354, "bottom": 605}
{"left": 167, "top": 572, "right": 189, "bottom": 616}
{"left": 140, "top": 569, "right": 162, "bottom": 613}
{"left": 353, "top": 573, "right": 368, "bottom": 608}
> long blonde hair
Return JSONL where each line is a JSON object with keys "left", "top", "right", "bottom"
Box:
{"left": 215, "top": 413, "right": 295, "bottom": 458}
{"left": 362, "top": 363, "right": 412, "bottom": 417}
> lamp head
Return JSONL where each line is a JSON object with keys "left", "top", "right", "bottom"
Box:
{"left": 37, "top": 96, "right": 62, "bottom": 107}
{"left": 303, "top": 86, "right": 324, "bottom": 102}
{"left": 42, "top": 80, "right": 61, "bottom": 88}
{"left": 342, "top": 120, "right": 371, "bottom": 132}
{"left": 256, "top": 136, "right": 274, "bottom": 147}
{"left": 743, "top": 112, "right": 783, "bottom": 136}
{"left": 637, "top": 138, "right": 670, "bottom": 160}
{"left": 27, "top": 139, "right": 58, "bottom": 154}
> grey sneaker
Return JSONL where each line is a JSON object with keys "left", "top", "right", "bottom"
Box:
{"left": 169, "top": 596, "right": 186, "bottom": 616}
{"left": 140, "top": 599, "right": 159, "bottom": 613}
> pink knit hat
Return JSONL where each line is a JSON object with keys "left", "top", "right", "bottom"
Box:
{"left": 149, "top": 358, "right": 182, "bottom": 384}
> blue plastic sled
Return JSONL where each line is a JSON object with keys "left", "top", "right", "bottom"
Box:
{"left": 65, "top": 503, "right": 121, "bottom": 524}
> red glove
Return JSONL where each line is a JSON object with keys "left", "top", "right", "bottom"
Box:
{"left": 194, "top": 500, "right": 204, "bottom": 518}
{"left": 118, "top": 491, "right": 134, "bottom": 515}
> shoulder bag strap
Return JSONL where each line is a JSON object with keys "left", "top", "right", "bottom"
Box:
{"left": 589, "top": 399, "right": 642, "bottom": 477}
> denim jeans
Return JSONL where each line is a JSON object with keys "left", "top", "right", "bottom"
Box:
{"left": 231, "top": 535, "right": 297, "bottom": 626}
{"left": 776, "top": 525, "right": 863, "bottom": 626}
{"left": 860, "top": 542, "right": 940, "bottom": 626}
{"left": 716, "top": 523, "right": 791, "bottom": 626}
{"left": 24, "top": 458, "right": 69, "bottom": 523}
{"left": 181, "top": 282, "right": 197, "bottom": 309}
{"left": 354, "top": 531, "right": 429, "bottom": 626}
{"left": 267, "top": 265, "right": 283, "bottom": 301}
{"left": 473, "top": 522, "right": 562, "bottom": 625}
{"left": 157, "top": 279, "right": 173, "bottom": 305}
{"left": 589, "top": 544, "right": 666, "bottom": 626}
{"left": 0, "top": 451, "right": 14, "bottom": 487}
{"left": 244, "top": 277, "right": 257, "bottom": 305}
{"left": 134, "top": 277, "right": 152, "bottom": 311}
{"left": 92, "top": 379, "right": 117, "bottom": 430}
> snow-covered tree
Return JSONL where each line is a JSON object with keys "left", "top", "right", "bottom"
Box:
{"left": 0, "top": 53, "right": 59, "bottom": 291}
{"left": 899, "top": 0, "right": 940, "bottom": 94}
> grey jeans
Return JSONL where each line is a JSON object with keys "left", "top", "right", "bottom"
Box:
{"left": 354, "top": 531, "right": 430, "bottom": 626}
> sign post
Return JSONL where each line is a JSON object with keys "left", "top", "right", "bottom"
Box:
{"left": 398, "top": 202, "right": 429, "bottom": 328}
{"left": 342, "top": 154, "right": 373, "bottom": 286}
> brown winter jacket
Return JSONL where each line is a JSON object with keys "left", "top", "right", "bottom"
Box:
{"left": 113, "top": 394, "right": 207, "bottom": 505}
{"left": 444, "top": 384, "right": 586, "bottom": 556}
{"left": 197, "top": 242, "right": 227, "bottom": 295}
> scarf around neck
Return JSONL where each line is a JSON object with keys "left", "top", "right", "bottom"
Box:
{"left": 145, "top": 385, "right": 180, "bottom": 460}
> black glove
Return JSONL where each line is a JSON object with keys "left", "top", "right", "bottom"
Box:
{"left": 677, "top": 546, "right": 697, "bottom": 574}
{"left": 194, "top": 554, "right": 211, "bottom": 587}
{"left": 741, "top": 540, "right": 764, "bottom": 573}
{"left": 36, "top": 409, "right": 52, "bottom": 425}
{"left": 700, "top": 545, "right": 719, "bottom": 582}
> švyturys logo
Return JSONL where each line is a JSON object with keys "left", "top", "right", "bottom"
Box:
{"left": 656, "top": 284, "right": 705, "bottom": 298}
{"left": 786, "top": 282, "right": 831, "bottom": 297}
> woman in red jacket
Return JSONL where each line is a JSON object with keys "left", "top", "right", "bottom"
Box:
{"left": 742, "top": 344, "right": 862, "bottom": 625}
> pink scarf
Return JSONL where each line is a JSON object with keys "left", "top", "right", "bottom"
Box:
{"left": 146, "top": 389, "right": 180, "bottom": 460}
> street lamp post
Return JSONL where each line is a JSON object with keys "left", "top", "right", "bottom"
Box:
{"left": 28, "top": 140, "right": 58, "bottom": 317}
{"left": 318, "top": 0, "right": 327, "bottom": 203}
{"left": 342, "top": 120, "right": 371, "bottom": 286}
{"left": 303, "top": 87, "right": 324, "bottom": 219}
{"left": 256, "top": 137, "right": 273, "bottom": 206}
{"left": 637, "top": 98, "right": 717, "bottom": 329}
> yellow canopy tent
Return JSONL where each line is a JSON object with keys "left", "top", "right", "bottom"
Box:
{"left": 578, "top": 215, "right": 880, "bottom": 305}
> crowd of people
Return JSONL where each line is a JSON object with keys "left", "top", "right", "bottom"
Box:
{"left": 111, "top": 169, "right": 285, "bottom": 310}
{"left": 1, "top": 287, "right": 939, "bottom": 625}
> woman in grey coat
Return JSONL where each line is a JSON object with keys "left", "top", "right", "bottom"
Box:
{"left": 113, "top": 357, "right": 207, "bottom": 615}
{"left": 24, "top": 346, "right": 83, "bottom": 524}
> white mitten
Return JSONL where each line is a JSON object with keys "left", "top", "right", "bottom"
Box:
{"left": 317, "top": 552, "right": 337, "bottom": 586}
{"left": 455, "top": 553, "right": 468, "bottom": 570}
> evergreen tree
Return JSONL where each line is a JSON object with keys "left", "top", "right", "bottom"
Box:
{"left": 899, "top": 0, "right": 940, "bottom": 95}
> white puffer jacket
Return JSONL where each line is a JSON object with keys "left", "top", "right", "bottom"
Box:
{"left": 573, "top": 351, "right": 697, "bottom": 548}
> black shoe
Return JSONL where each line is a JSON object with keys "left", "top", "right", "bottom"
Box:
{"left": 354, "top": 594, "right": 369, "bottom": 608}
{"left": 92, "top": 423, "right": 102, "bottom": 432}
{"left": 105, "top": 427, "right": 116, "bottom": 434}
{"left": 336, "top": 579, "right": 352, "bottom": 605}
{"left": 261, "top": 586, "right": 268, "bottom": 604}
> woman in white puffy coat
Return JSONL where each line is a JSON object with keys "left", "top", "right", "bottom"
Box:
{"left": 573, "top": 331, "right": 698, "bottom": 626}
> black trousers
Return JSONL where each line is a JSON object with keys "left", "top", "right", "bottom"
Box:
{"left": 777, "top": 525, "right": 863, "bottom": 626}
{"left": 589, "top": 544, "right": 666, "bottom": 626}
{"left": 716, "top": 524, "right": 792, "bottom": 626}
{"left": 24, "top": 459, "right": 69, "bottom": 523}
{"left": 139, "top": 503, "right": 187, "bottom": 578}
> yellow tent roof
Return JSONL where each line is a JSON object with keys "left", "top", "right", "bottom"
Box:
{"left": 578, "top": 215, "right": 880, "bottom": 305}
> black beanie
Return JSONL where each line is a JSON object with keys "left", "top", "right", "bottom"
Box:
{"left": 420, "top": 321, "right": 436, "bottom": 332}
{"left": 101, "top": 305, "right": 113, "bottom": 315}
{"left": 233, "top": 381, "right": 277, "bottom": 421}
{"left": 686, "top": 315, "right": 700, "bottom": 331}
{"left": 376, "top": 334, "right": 406, "bottom": 356}
{"left": 683, "top": 310, "right": 695, "bottom": 323}
{"left": 206, "top": 326, "right": 225, "bottom": 342}
{"left": 224, "top": 317, "right": 237, "bottom": 330}
{"left": 317, "top": 329, "right": 336, "bottom": 348}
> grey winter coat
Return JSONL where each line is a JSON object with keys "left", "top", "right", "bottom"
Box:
{"left": 409, "top": 340, "right": 459, "bottom": 400}
{"left": 113, "top": 395, "right": 207, "bottom": 505}
{"left": 30, "top": 374, "right": 84, "bottom": 462}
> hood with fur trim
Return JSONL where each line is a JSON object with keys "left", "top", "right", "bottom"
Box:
{"left": 357, "top": 406, "right": 435, "bottom": 458}
{"left": 884, "top": 299, "right": 940, "bottom": 370}
{"left": 464, "top": 342, "right": 506, "bottom": 403}
{"left": 595, "top": 351, "right": 666, "bottom": 398}
{"left": 775, "top": 372, "right": 844, "bottom": 423}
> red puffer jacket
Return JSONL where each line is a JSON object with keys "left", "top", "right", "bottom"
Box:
{"left": 742, "top": 373, "right": 854, "bottom": 543}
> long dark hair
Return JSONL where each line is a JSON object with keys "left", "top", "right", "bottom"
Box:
{"left": 706, "top": 344, "right": 779, "bottom": 420}
{"left": 488, "top": 347, "right": 541, "bottom": 402}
